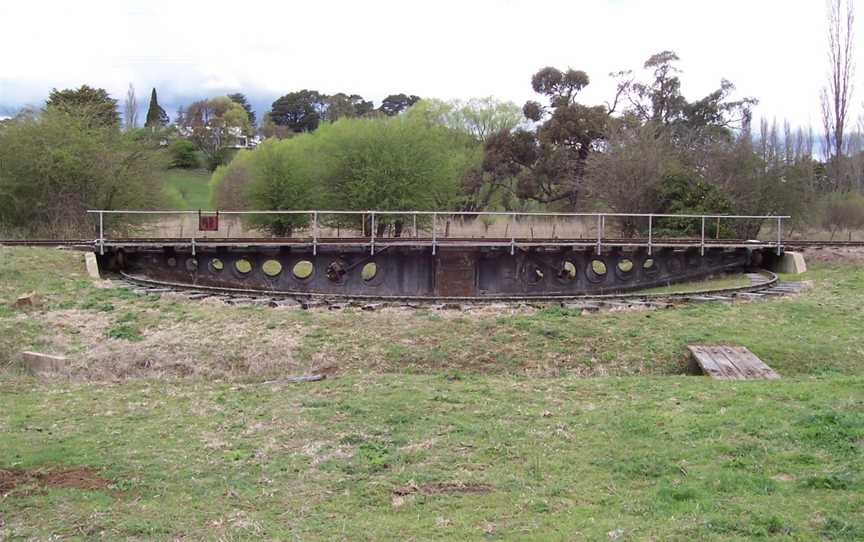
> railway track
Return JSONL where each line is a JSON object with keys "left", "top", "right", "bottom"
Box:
{"left": 112, "top": 269, "right": 806, "bottom": 312}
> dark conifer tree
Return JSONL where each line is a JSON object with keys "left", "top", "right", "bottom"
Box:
{"left": 144, "top": 88, "right": 169, "bottom": 129}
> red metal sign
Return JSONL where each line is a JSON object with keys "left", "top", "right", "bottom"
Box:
{"left": 198, "top": 212, "right": 219, "bottom": 231}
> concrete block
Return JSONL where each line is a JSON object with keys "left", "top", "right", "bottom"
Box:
{"left": 21, "top": 351, "right": 67, "bottom": 375}
{"left": 777, "top": 251, "right": 807, "bottom": 274}
{"left": 84, "top": 252, "right": 101, "bottom": 279}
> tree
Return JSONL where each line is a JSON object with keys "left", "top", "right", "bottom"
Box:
{"left": 821, "top": 191, "right": 864, "bottom": 239}
{"left": 124, "top": 83, "right": 138, "bottom": 131}
{"left": 404, "top": 98, "right": 526, "bottom": 211}
{"left": 168, "top": 139, "right": 198, "bottom": 169}
{"left": 213, "top": 113, "right": 480, "bottom": 235}
{"left": 269, "top": 90, "right": 326, "bottom": 132}
{"left": 180, "top": 96, "right": 251, "bottom": 170}
{"left": 406, "top": 97, "right": 524, "bottom": 142}
{"left": 211, "top": 150, "right": 256, "bottom": 210}
{"left": 317, "top": 115, "right": 478, "bottom": 217}
{"left": 242, "top": 139, "right": 322, "bottom": 235}
{"left": 494, "top": 66, "right": 609, "bottom": 208}
{"left": 583, "top": 117, "right": 672, "bottom": 232}
{"left": 144, "top": 88, "right": 169, "bottom": 130}
{"left": 0, "top": 109, "right": 166, "bottom": 236}
{"left": 821, "top": 0, "right": 856, "bottom": 189}
{"left": 325, "top": 93, "right": 374, "bottom": 121}
{"left": 647, "top": 167, "right": 735, "bottom": 237}
{"left": 46, "top": 85, "right": 120, "bottom": 128}
{"left": 259, "top": 111, "right": 292, "bottom": 139}
{"left": 175, "top": 106, "right": 186, "bottom": 127}
{"left": 616, "top": 51, "right": 756, "bottom": 138}
{"left": 228, "top": 93, "right": 257, "bottom": 127}
{"left": 378, "top": 93, "right": 421, "bottom": 116}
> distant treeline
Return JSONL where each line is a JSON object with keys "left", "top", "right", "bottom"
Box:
{"left": 3, "top": 49, "right": 864, "bottom": 239}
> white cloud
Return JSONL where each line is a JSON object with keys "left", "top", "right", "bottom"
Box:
{"left": 0, "top": 0, "right": 856, "bottom": 129}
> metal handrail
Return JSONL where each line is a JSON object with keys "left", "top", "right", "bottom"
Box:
{"left": 87, "top": 209, "right": 790, "bottom": 220}
{"left": 88, "top": 209, "right": 790, "bottom": 256}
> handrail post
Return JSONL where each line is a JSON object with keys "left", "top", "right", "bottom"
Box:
{"left": 700, "top": 216, "right": 705, "bottom": 256}
{"left": 511, "top": 212, "right": 516, "bottom": 255}
{"left": 98, "top": 211, "right": 104, "bottom": 255}
{"left": 370, "top": 211, "right": 376, "bottom": 255}
{"left": 432, "top": 212, "right": 437, "bottom": 255}
{"left": 413, "top": 213, "right": 417, "bottom": 239}
{"left": 596, "top": 215, "right": 602, "bottom": 255}
{"left": 312, "top": 211, "right": 318, "bottom": 256}
{"left": 777, "top": 216, "right": 782, "bottom": 255}
{"left": 647, "top": 214, "right": 653, "bottom": 255}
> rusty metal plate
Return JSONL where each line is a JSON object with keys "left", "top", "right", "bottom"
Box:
{"left": 434, "top": 249, "right": 477, "bottom": 297}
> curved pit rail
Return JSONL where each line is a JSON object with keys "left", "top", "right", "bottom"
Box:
{"left": 117, "top": 269, "right": 780, "bottom": 305}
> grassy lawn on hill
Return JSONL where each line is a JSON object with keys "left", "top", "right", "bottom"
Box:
{"left": 161, "top": 168, "right": 213, "bottom": 210}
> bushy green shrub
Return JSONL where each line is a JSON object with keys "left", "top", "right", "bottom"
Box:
{"left": 168, "top": 138, "right": 198, "bottom": 169}
{"left": 209, "top": 113, "right": 481, "bottom": 235}
{"left": 649, "top": 169, "right": 735, "bottom": 237}
{"left": 0, "top": 109, "right": 167, "bottom": 236}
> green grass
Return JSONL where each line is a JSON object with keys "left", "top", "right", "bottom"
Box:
{"left": 1, "top": 375, "right": 861, "bottom": 540}
{"left": 161, "top": 168, "right": 213, "bottom": 210}
{"left": 1, "top": 246, "right": 863, "bottom": 539}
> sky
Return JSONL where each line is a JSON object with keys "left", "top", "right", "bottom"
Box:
{"left": 0, "top": 0, "right": 857, "bottom": 130}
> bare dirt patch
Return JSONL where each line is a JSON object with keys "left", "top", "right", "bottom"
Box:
{"left": 391, "top": 480, "right": 494, "bottom": 508}
{"left": 0, "top": 466, "right": 110, "bottom": 494}
{"left": 393, "top": 480, "right": 494, "bottom": 496}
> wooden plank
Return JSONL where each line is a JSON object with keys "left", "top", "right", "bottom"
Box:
{"left": 687, "top": 346, "right": 733, "bottom": 379}
{"left": 716, "top": 346, "right": 761, "bottom": 379}
{"left": 706, "top": 348, "right": 745, "bottom": 379}
{"left": 687, "top": 345, "right": 780, "bottom": 380}
{"left": 727, "top": 346, "right": 781, "bottom": 380}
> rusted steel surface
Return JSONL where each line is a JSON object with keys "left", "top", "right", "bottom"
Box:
{"left": 435, "top": 249, "right": 477, "bottom": 297}
{"left": 97, "top": 244, "right": 774, "bottom": 298}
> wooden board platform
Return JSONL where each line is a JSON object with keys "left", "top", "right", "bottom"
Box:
{"left": 688, "top": 345, "right": 780, "bottom": 380}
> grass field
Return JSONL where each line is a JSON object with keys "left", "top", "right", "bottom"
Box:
{"left": 161, "top": 168, "right": 213, "bottom": 210}
{"left": 1, "top": 247, "right": 863, "bottom": 540}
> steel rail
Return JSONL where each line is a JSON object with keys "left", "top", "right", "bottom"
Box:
{"left": 117, "top": 269, "right": 779, "bottom": 304}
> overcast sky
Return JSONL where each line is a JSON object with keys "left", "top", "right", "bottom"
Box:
{"left": 0, "top": 0, "right": 858, "bottom": 129}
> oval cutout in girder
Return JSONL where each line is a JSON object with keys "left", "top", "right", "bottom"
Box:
{"left": 293, "top": 260, "right": 314, "bottom": 279}
{"left": 262, "top": 260, "right": 282, "bottom": 277}
{"left": 560, "top": 261, "right": 577, "bottom": 280}
{"left": 361, "top": 262, "right": 378, "bottom": 281}
{"left": 235, "top": 258, "right": 253, "bottom": 274}
{"left": 617, "top": 259, "right": 634, "bottom": 273}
